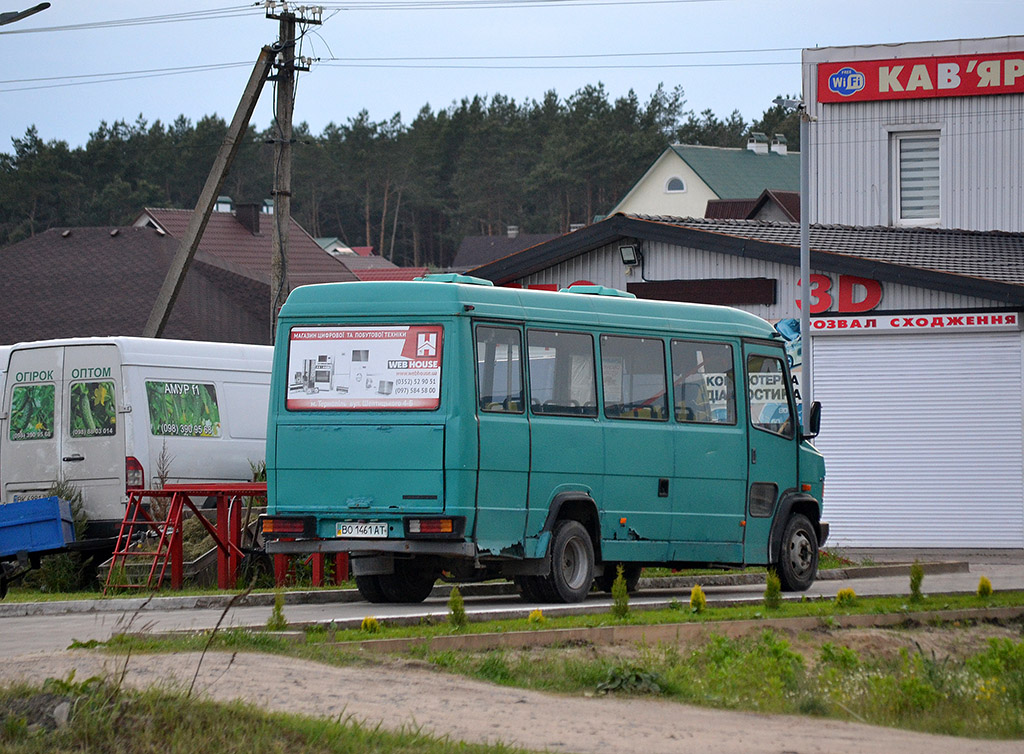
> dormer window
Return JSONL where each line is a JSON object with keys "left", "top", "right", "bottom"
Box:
{"left": 665, "top": 177, "right": 686, "bottom": 193}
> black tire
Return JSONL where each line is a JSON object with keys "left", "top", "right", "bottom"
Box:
{"left": 776, "top": 513, "right": 818, "bottom": 592}
{"left": 516, "top": 574, "right": 557, "bottom": 602}
{"left": 545, "top": 520, "right": 595, "bottom": 603}
{"left": 377, "top": 559, "right": 438, "bottom": 603}
{"left": 354, "top": 574, "right": 389, "bottom": 603}
{"left": 595, "top": 563, "right": 642, "bottom": 593}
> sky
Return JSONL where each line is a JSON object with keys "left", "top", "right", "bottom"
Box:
{"left": 1, "top": 0, "right": 1023, "bottom": 150}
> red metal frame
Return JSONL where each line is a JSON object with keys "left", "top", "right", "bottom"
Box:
{"left": 104, "top": 483, "right": 265, "bottom": 594}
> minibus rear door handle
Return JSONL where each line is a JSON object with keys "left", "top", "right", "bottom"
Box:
{"left": 63, "top": 454, "right": 85, "bottom": 462}
{"left": 750, "top": 448, "right": 757, "bottom": 464}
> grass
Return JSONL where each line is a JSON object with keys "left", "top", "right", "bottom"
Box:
{"left": 77, "top": 589, "right": 1024, "bottom": 740}
{"left": 0, "top": 676, "right": 531, "bottom": 754}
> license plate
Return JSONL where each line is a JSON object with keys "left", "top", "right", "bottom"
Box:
{"left": 336, "top": 521, "right": 389, "bottom": 538}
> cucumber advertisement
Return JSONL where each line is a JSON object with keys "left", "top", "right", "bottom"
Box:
{"left": 145, "top": 381, "right": 221, "bottom": 437}
{"left": 8, "top": 384, "right": 55, "bottom": 441}
{"left": 70, "top": 381, "right": 117, "bottom": 437}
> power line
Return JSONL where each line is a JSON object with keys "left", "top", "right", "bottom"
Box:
{"left": 0, "top": 5, "right": 257, "bottom": 35}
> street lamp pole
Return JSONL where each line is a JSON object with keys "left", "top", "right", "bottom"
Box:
{"left": 798, "top": 106, "right": 812, "bottom": 435}
{"left": 774, "top": 97, "right": 813, "bottom": 434}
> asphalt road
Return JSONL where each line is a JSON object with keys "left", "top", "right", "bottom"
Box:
{"left": 3, "top": 557, "right": 1022, "bottom": 655}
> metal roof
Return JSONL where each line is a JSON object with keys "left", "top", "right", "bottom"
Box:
{"left": 469, "top": 214, "right": 1024, "bottom": 306}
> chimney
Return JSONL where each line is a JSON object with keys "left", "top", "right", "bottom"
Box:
{"left": 235, "top": 203, "right": 261, "bottom": 235}
{"left": 746, "top": 132, "right": 769, "bottom": 154}
{"left": 770, "top": 133, "right": 788, "bottom": 155}
{"left": 506, "top": 225, "right": 520, "bottom": 239}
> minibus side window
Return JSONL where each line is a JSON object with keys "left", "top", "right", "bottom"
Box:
{"left": 747, "top": 354, "right": 793, "bottom": 439}
{"left": 671, "top": 340, "right": 736, "bottom": 425}
{"left": 8, "top": 383, "right": 55, "bottom": 441}
{"left": 527, "top": 330, "right": 597, "bottom": 417}
{"left": 69, "top": 381, "right": 117, "bottom": 438}
{"left": 600, "top": 335, "right": 668, "bottom": 421}
{"left": 476, "top": 326, "right": 524, "bottom": 414}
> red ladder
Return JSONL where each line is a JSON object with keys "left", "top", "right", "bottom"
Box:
{"left": 104, "top": 484, "right": 265, "bottom": 594}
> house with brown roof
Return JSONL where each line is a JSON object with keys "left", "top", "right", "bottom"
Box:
{"left": 0, "top": 226, "right": 268, "bottom": 345}
{"left": 134, "top": 205, "right": 356, "bottom": 288}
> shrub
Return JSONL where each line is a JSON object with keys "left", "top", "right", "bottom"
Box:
{"left": 527, "top": 608, "right": 545, "bottom": 626}
{"left": 266, "top": 590, "right": 287, "bottom": 631}
{"left": 448, "top": 585, "right": 468, "bottom": 628}
{"left": 764, "top": 569, "right": 782, "bottom": 610}
{"left": 978, "top": 575, "right": 993, "bottom": 597}
{"left": 361, "top": 615, "right": 381, "bottom": 634}
{"left": 835, "top": 587, "right": 857, "bottom": 607}
{"left": 610, "top": 565, "right": 630, "bottom": 619}
{"left": 689, "top": 583, "right": 706, "bottom": 614}
{"left": 910, "top": 560, "right": 924, "bottom": 602}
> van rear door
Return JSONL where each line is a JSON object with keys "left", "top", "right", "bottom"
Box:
{"left": 3, "top": 345, "right": 123, "bottom": 533}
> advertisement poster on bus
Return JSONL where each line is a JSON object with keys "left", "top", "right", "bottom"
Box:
{"left": 287, "top": 325, "right": 443, "bottom": 410}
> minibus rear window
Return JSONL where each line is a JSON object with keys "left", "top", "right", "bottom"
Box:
{"left": 9, "top": 383, "right": 55, "bottom": 441}
{"left": 286, "top": 325, "right": 443, "bottom": 411}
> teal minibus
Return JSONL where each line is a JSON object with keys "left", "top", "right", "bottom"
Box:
{"left": 261, "top": 275, "right": 826, "bottom": 603}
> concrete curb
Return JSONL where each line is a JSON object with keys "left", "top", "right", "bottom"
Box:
{"left": 0, "top": 560, "right": 970, "bottom": 618}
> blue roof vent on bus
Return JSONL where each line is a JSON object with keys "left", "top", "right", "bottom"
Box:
{"left": 561, "top": 284, "right": 636, "bottom": 299}
{"left": 415, "top": 273, "right": 494, "bottom": 286}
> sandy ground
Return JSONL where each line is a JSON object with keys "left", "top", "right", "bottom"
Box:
{"left": 1, "top": 634, "right": 1021, "bottom": 754}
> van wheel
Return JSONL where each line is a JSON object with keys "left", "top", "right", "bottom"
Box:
{"left": 378, "top": 559, "right": 438, "bottom": 603}
{"left": 546, "top": 520, "right": 595, "bottom": 603}
{"left": 515, "top": 575, "right": 555, "bottom": 602}
{"left": 777, "top": 513, "right": 818, "bottom": 592}
{"left": 355, "top": 574, "right": 389, "bottom": 603}
{"left": 595, "top": 563, "right": 642, "bottom": 593}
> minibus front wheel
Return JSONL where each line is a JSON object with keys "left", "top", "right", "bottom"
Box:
{"left": 777, "top": 513, "right": 818, "bottom": 592}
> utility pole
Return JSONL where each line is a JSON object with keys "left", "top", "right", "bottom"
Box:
{"left": 265, "top": 2, "right": 320, "bottom": 342}
{"left": 144, "top": 46, "right": 276, "bottom": 338}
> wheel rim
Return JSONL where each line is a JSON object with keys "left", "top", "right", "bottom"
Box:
{"left": 786, "top": 528, "right": 814, "bottom": 578}
{"left": 560, "top": 536, "right": 589, "bottom": 590}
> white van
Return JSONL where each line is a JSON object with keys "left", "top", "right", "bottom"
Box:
{"left": 0, "top": 337, "right": 272, "bottom": 541}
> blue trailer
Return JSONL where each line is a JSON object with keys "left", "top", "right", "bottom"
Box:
{"left": 0, "top": 496, "right": 76, "bottom": 598}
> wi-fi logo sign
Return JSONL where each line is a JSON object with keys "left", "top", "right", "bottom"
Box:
{"left": 828, "top": 66, "right": 866, "bottom": 97}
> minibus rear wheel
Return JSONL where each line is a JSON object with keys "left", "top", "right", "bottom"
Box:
{"left": 547, "top": 520, "right": 595, "bottom": 603}
{"left": 777, "top": 513, "right": 818, "bottom": 592}
{"left": 354, "top": 574, "right": 389, "bottom": 603}
{"left": 378, "top": 558, "right": 439, "bottom": 603}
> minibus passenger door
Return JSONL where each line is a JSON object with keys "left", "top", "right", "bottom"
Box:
{"left": 473, "top": 325, "right": 530, "bottom": 554}
{"left": 742, "top": 345, "right": 798, "bottom": 563}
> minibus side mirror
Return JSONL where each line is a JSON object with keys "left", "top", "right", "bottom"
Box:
{"left": 801, "top": 401, "right": 821, "bottom": 440}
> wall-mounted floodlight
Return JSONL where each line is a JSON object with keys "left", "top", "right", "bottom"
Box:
{"left": 619, "top": 244, "right": 641, "bottom": 266}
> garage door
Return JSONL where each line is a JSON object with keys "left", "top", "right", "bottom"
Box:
{"left": 812, "top": 331, "right": 1023, "bottom": 547}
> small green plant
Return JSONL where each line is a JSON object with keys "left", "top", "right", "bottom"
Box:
{"left": 910, "top": 560, "right": 924, "bottom": 602}
{"left": 361, "top": 615, "right": 381, "bottom": 633}
{"left": 527, "top": 608, "right": 546, "bottom": 627}
{"left": 610, "top": 564, "right": 630, "bottom": 619}
{"left": 596, "top": 665, "right": 662, "bottom": 696}
{"left": 835, "top": 587, "right": 857, "bottom": 607}
{"left": 667, "top": 597, "right": 682, "bottom": 611}
{"left": 266, "top": 589, "right": 287, "bottom": 631}
{"left": 764, "top": 569, "right": 782, "bottom": 610}
{"left": 689, "top": 583, "right": 706, "bottom": 614}
{"left": 448, "top": 585, "right": 468, "bottom": 628}
{"left": 977, "top": 575, "right": 993, "bottom": 597}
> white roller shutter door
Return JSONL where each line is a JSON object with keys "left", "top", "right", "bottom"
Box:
{"left": 812, "top": 331, "right": 1023, "bottom": 547}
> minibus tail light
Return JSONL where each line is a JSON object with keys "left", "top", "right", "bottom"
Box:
{"left": 404, "top": 516, "right": 464, "bottom": 539}
{"left": 126, "top": 457, "right": 144, "bottom": 490}
{"left": 261, "top": 516, "right": 316, "bottom": 538}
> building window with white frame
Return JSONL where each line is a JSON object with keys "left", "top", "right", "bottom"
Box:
{"left": 665, "top": 176, "right": 686, "bottom": 193}
{"left": 892, "top": 132, "right": 940, "bottom": 226}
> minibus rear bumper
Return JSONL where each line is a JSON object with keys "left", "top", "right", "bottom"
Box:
{"left": 264, "top": 537, "right": 477, "bottom": 558}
